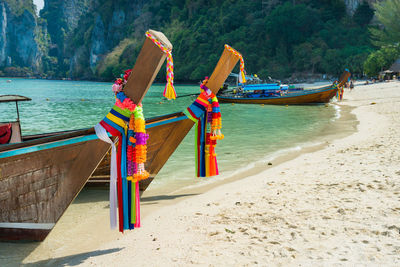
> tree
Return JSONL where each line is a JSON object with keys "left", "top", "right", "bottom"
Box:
{"left": 370, "top": 0, "right": 400, "bottom": 46}
{"left": 363, "top": 45, "right": 400, "bottom": 76}
{"left": 353, "top": 1, "right": 374, "bottom": 26}
{"left": 265, "top": 3, "right": 321, "bottom": 57}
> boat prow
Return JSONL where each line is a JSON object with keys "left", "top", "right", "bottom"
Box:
{"left": 0, "top": 30, "right": 172, "bottom": 241}
{"left": 0, "top": 37, "right": 244, "bottom": 241}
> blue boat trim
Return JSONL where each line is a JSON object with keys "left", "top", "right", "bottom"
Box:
{"left": 0, "top": 115, "right": 188, "bottom": 159}
{"left": 145, "top": 115, "right": 187, "bottom": 128}
{"left": 219, "top": 86, "right": 333, "bottom": 100}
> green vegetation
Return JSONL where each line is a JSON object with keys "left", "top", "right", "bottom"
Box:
{"left": 80, "top": 0, "right": 375, "bottom": 81}
{"left": 370, "top": 0, "right": 400, "bottom": 47}
{"left": 4, "top": 0, "right": 35, "bottom": 16}
{"left": 3, "top": 0, "right": 385, "bottom": 81}
{"left": 364, "top": 45, "right": 400, "bottom": 76}
{"left": 363, "top": 0, "right": 400, "bottom": 76}
{"left": 0, "top": 66, "right": 35, "bottom": 77}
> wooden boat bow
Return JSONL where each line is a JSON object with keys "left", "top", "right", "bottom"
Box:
{"left": 139, "top": 45, "right": 242, "bottom": 191}
{"left": 0, "top": 29, "right": 172, "bottom": 241}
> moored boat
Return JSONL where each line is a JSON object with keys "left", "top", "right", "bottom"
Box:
{"left": 218, "top": 71, "right": 351, "bottom": 105}
{"left": 90, "top": 45, "right": 243, "bottom": 190}
{"left": 0, "top": 31, "right": 243, "bottom": 241}
{"left": 0, "top": 30, "right": 176, "bottom": 241}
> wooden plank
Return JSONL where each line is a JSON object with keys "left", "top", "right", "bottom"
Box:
{"left": 125, "top": 30, "right": 172, "bottom": 104}
{"left": 207, "top": 48, "right": 241, "bottom": 94}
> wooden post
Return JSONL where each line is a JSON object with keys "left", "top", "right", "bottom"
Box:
{"left": 124, "top": 30, "right": 172, "bottom": 104}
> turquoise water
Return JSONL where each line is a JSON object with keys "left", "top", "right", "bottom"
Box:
{"left": 0, "top": 78, "right": 337, "bottom": 189}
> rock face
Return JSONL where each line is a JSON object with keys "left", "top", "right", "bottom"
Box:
{"left": 66, "top": 1, "right": 146, "bottom": 78}
{"left": 0, "top": 1, "right": 40, "bottom": 71}
{"left": 344, "top": 0, "right": 381, "bottom": 14}
{"left": 0, "top": 0, "right": 385, "bottom": 78}
{"left": 40, "top": 0, "right": 89, "bottom": 62}
{"left": 89, "top": 14, "right": 107, "bottom": 72}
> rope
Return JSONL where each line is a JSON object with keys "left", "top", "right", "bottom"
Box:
{"left": 225, "top": 44, "right": 246, "bottom": 83}
{"left": 145, "top": 31, "right": 176, "bottom": 99}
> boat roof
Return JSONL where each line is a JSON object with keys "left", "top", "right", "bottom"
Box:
{"left": 242, "top": 83, "right": 282, "bottom": 90}
{"left": 0, "top": 95, "right": 32, "bottom": 103}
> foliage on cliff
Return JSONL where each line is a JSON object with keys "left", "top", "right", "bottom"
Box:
{"left": 3, "top": 0, "right": 35, "bottom": 15}
{"left": 85, "top": 0, "right": 375, "bottom": 81}
{"left": 1, "top": 0, "right": 378, "bottom": 80}
{"left": 363, "top": 0, "right": 400, "bottom": 76}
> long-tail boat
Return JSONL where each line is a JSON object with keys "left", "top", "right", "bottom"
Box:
{"left": 217, "top": 71, "right": 351, "bottom": 105}
{"left": 90, "top": 46, "right": 242, "bottom": 191}
{"left": 0, "top": 30, "right": 241, "bottom": 241}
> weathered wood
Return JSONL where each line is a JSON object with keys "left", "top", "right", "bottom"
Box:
{"left": 139, "top": 45, "right": 241, "bottom": 192}
{"left": 92, "top": 46, "right": 242, "bottom": 191}
{"left": 338, "top": 70, "right": 351, "bottom": 87}
{"left": 125, "top": 30, "right": 172, "bottom": 104}
{"left": 0, "top": 128, "right": 95, "bottom": 152}
{"left": 0, "top": 228, "right": 49, "bottom": 242}
{"left": 207, "top": 48, "right": 242, "bottom": 94}
{"left": 0, "top": 29, "right": 171, "bottom": 241}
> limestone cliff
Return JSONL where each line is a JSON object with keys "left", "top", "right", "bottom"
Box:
{"left": 0, "top": 0, "right": 384, "bottom": 79}
{"left": 65, "top": 0, "right": 146, "bottom": 79}
{"left": 344, "top": 0, "right": 381, "bottom": 14}
{"left": 0, "top": 1, "right": 40, "bottom": 72}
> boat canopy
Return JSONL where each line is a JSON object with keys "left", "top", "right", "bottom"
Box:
{"left": 0, "top": 95, "right": 31, "bottom": 103}
{"left": 241, "top": 84, "right": 286, "bottom": 91}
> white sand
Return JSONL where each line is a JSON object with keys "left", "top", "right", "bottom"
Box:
{"left": 21, "top": 81, "right": 400, "bottom": 266}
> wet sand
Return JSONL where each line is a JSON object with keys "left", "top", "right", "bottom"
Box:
{"left": 2, "top": 81, "right": 400, "bottom": 266}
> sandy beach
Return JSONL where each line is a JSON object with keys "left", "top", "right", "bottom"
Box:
{"left": 5, "top": 81, "right": 400, "bottom": 266}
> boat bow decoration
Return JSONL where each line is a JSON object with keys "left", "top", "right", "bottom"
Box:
{"left": 185, "top": 77, "right": 224, "bottom": 177}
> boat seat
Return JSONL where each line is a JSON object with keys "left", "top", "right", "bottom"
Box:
{"left": 0, "top": 122, "right": 22, "bottom": 144}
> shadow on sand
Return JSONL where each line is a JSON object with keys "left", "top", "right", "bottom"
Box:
{"left": 140, "top": 193, "right": 197, "bottom": 205}
{"left": 22, "top": 248, "right": 123, "bottom": 266}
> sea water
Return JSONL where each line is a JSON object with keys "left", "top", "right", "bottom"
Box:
{"left": 0, "top": 78, "right": 336, "bottom": 190}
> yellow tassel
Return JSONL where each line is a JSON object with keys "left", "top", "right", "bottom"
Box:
{"left": 164, "top": 83, "right": 176, "bottom": 100}
{"left": 241, "top": 71, "right": 246, "bottom": 83}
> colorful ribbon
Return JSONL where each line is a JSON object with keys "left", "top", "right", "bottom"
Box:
{"left": 184, "top": 78, "right": 224, "bottom": 177}
{"left": 94, "top": 124, "right": 118, "bottom": 229}
{"left": 145, "top": 31, "right": 176, "bottom": 100}
{"left": 95, "top": 70, "right": 150, "bottom": 233}
{"left": 224, "top": 44, "right": 246, "bottom": 83}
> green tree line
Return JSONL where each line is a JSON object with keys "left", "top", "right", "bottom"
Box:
{"left": 364, "top": 0, "right": 400, "bottom": 77}
{"left": 93, "top": 0, "right": 377, "bottom": 81}
{"left": 5, "top": 0, "right": 397, "bottom": 81}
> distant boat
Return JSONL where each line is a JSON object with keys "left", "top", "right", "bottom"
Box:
{"left": 218, "top": 71, "right": 351, "bottom": 105}
{"left": 0, "top": 31, "right": 241, "bottom": 241}
{"left": 6, "top": 80, "right": 11, "bottom": 83}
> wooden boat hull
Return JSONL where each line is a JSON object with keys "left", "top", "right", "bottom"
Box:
{"left": 0, "top": 41, "right": 242, "bottom": 242}
{"left": 0, "top": 132, "right": 110, "bottom": 241}
{"left": 218, "top": 86, "right": 338, "bottom": 105}
{"left": 0, "top": 112, "right": 190, "bottom": 241}
{"left": 0, "top": 29, "right": 174, "bottom": 242}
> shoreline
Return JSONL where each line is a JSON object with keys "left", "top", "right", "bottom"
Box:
{"left": 1, "top": 81, "right": 399, "bottom": 265}
{"left": 81, "top": 81, "right": 400, "bottom": 265}
{"left": 143, "top": 102, "right": 357, "bottom": 201}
